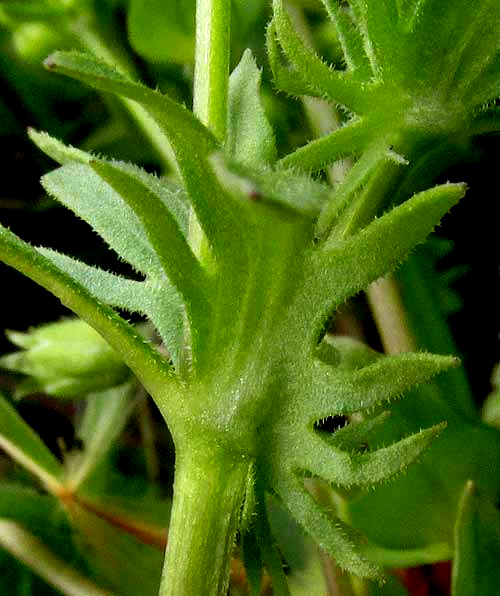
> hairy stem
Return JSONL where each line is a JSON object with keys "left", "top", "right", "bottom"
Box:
{"left": 160, "top": 448, "right": 250, "bottom": 596}
{"left": 193, "top": 0, "right": 231, "bottom": 141}
{"left": 184, "top": 0, "right": 232, "bottom": 283}
{"left": 160, "top": 2, "right": 237, "bottom": 594}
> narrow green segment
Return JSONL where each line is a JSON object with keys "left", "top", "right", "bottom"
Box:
{"left": 28, "top": 128, "right": 93, "bottom": 165}
{"left": 307, "top": 182, "right": 465, "bottom": 324}
{"left": 36, "top": 250, "right": 148, "bottom": 310}
{"left": 278, "top": 118, "right": 374, "bottom": 173}
{"left": 91, "top": 161, "right": 210, "bottom": 319}
{"left": 0, "top": 392, "right": 63, "bottom": 492}
{"left": 272, "top": 0, "right": 365, "bottom": 111}
{"left": 321, "top": 0, "right": 372, "bottom": 76}
{"left": 274, "top": 473, "right": 380, "bottom": 578}
{"left": 299, "top": 423, "right": 445, "bottom": 487}
{"left": 266, "top": 21, "right": 326, "bottom": 98}
{"left": 38, "top": 249, "right": 185, "bottom": 365}
{"left": 42, "top": 163, "right": 160, "bottom": 275}
{"left": 44, "top": 50, "right": 245, "bottom": 267}
{"left": 0, "top": 225, "right": 176, "bottom": 401}
{"left": 295, "top": 353, "right": 457, "bottom": 421}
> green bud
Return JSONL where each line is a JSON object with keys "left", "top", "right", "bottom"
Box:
{"left": 0, "top": 319, "right": 130, "bottom": 398}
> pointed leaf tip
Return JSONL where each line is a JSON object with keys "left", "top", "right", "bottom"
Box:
{"left": 228, "top": 49, "right": 277, "bottom": 167}
{"left": 311, "top": 181, "right": 467, "bottom": 313}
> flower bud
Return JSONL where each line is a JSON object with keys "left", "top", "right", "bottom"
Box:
{"left": 0, "top": 319, "right": 130, "bottom": 398}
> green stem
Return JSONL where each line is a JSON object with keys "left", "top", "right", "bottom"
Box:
{"left": 161, "top": 3, "right": 235, "bottom": 591}
{"left": 193, "top": 0, "right": 231, "bottom": 141}
{"left": 366, "top": 275, "right": 418, "bottom": 354}
{"left": 160, "top": 448, "right": 250, "bottom": 596}
{"left": 180, "top": 0, "right": 231, "bottom": 375}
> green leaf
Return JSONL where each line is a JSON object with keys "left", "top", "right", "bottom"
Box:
{"left": 0, "top": 2, "right": 67, "bottom": 25}
{"left": 66, "top": 385, "right": 135, "bottom": 493}
{"left": 43, "top": 51, "right": 247, "bottom": 268}
{"left": 349, "top": 0, "right": 400, "bottom": 75}
{"left": 227, "top": 49, "right": 277, "bottom": 167}
{"left": 0, "top": 519, "right": 115, "bottom": 596}
{"left": 0, "top": 391, "right": 63, "bottom": 494}
{"left": 36, "top": 251, "right": 150, "bottom": 310}
{"left": 90, "top": 160, "right": 211, "bottom": 349}
{"left": 299, "top": 423, "right": 445, "bottom": 488}
{"left": 279, "top": 118, "right": 374, "bottom": 173}
{"left": 28, "top": 128, "right": 93, "bottom": 165}
{"left": 307, "top": 182, "right": 466, "bottom": 322}
{"left": 0, "top": 224, "right": 176, "bottom": 403}
{"left": 127, "top": 0, "right": 195, "bottom": 64}
{"left": 295, "top": 352, "right": 457, "bottom": 421}
{"left": 320, "top": 0, "right": 372, "bottom": 76}
{"left": 32, "top": 136, "right": 190, "bottom": 362}
{"left": 271, "top": 0, "right": 364, "bottom": 111}
{"left": 41, "top": 164, "right": 161, "bottom": 275}
{"left": 211, "top": 153, "right": 329, "bottom": 218}
{"left": 452, "top": 481, "right": 500, "bottom": 596}
{"left": 37, "top": 250, "right": 184, "bottom": 364}
{"left": 274, "top": 473, "right": 380, "bottom": 579}
{"left": 266, "top": 21, "right": 323, "bottom": 98}
{"left": 0, "top": 484, "right": 58, "bottom": 528}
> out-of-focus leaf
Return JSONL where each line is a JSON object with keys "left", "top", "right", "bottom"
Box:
{"left": 348, "top": 421, "right": 500, "bottom": 560}
{"left": 396, "top": 238, "right": 475, "bottom": 418}
{"left": 0, "top": 519, "right": 115, "bottom": 596}
{"left": 482, "top": 363, "right": 500, "bottom": 428}
{"left": 267, "top": 497, "right": 326, "bottom": 596}
{"left": 452, "top": 481, "right": 500, "bottom": 596}
{"left": 0, "top": 391, "right": 63, "bottom": 494}
{"left": 66, "top": 384, "right": 135, "bottom": 492}
{"left": 127, "top": 0, "right": 195, "bottom": 64}
{"left": 67, "top": 503, "right": 164, "bottom": 596}
{"left": 0, "top": 484, "right": 58, "bottom": 528}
